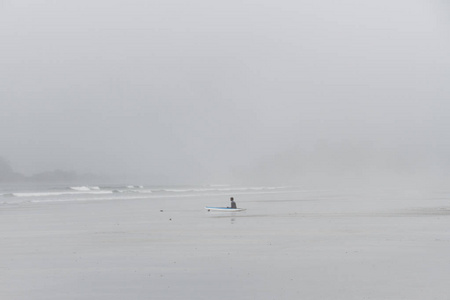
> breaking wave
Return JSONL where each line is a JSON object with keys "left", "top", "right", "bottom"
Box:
{"left": 155, "top": 186, "right": 286, "bottom": 193}
{"left": 126, "top": 185, "right": 144, "bottom": 189}
{"left": 69, "top": 186, "right": 101, "bottom": 191}
{"left": 8, "top": 190, "right": 113, "bottom": 197}
{"left": 112, "top": 189, "right": 152, "bottom": 194}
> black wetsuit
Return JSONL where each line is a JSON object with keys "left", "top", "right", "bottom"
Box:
{"left": 230, "top": 200, "right": 237, "bottom": 208}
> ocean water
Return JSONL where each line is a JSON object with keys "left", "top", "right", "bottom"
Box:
{"left": 1, "top": 184, "right": 450, "bottom": 299}
{"left": 0, "top": 183, "right": 290, "bottom": 205}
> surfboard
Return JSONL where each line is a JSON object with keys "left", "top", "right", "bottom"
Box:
{"left": 205, "top": 206, "right": 246, "bottom": 212}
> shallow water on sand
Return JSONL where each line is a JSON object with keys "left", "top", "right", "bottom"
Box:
{"left": 1, "top": 187, "right": 450, "bottom": 299}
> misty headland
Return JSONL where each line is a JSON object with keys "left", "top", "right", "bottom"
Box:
{"left": 0, "top": 156, "right": 102, "bottom": 184}
{"left": 1, "top": 145, "right": 447, "bottom": 188}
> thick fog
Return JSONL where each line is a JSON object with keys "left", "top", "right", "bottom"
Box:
{"left": 1, "top": 0, "right": 450, "bottom": 185}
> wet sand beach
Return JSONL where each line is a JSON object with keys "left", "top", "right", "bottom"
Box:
{"left": 1, "top": 188, "right": 450, "bottom": 299}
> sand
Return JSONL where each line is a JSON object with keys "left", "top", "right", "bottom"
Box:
{"left": 1, "top": 188, "right": 450, "bottom": 299}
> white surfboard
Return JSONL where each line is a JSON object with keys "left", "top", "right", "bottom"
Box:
{"left": 205, "top": 206, "right": 246, "bottom": 212}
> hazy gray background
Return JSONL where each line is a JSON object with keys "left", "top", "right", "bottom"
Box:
{"left": 1, "top": 0, "right": 449, "bottom": 186}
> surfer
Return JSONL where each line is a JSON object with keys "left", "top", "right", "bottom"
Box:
{"left": 229, "top": 197, "right": 237, "bottom": 209}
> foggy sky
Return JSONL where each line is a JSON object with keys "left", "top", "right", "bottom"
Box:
{"left": 1, "top": 0, "right": 450, "bottom": 185}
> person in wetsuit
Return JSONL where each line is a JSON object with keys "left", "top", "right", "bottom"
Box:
{"left": 229, "top": 197, "right": 237, "bottom": 209}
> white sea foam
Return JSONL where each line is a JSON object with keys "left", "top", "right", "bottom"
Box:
{"left": 160, "top": 186, "right": 287, "bottom": 193}
{"left": 68, "top": 186, "right": 104, "bottom": 192}
{"left": 29, "top": 194, "right": 150, "bottom": 203}
{"left": 69, "top": 186, "right": 91, "bottom": 191}
{"left": 113, "top": 188, "right": 152, "bottom": 194}
{"left": 126, "top": 185, "right": 144, "bottom": 189}
{"left": 10, "top": 191, "right": 113, "bottom": 198}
